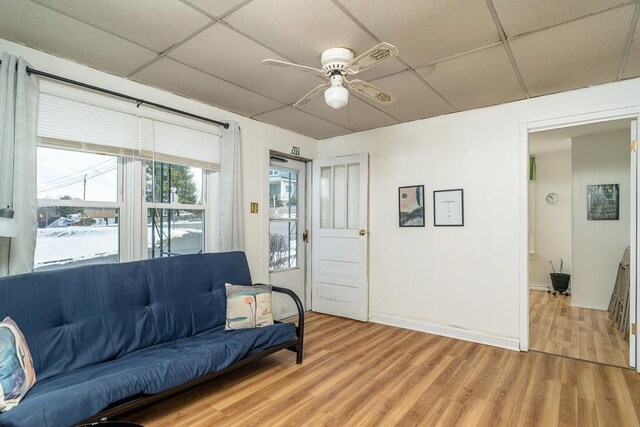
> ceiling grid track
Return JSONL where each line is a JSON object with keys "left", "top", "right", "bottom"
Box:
{"left": 166, "top": 57, "right": 287, "bottom": 105}
{"left": 330, "top": 0, "right": 458, "bottom": 113}
{"left": 123, "top": 0, "right": 352, "bottom": 127}
{"left": 215, "top": 21, "right": 315, "bottom": 77}
{"left": 507, "top": 0, "right": 640, "bottom": 43}
{"left": 618, "top": 1, "right": 640, "bottom": 81}
{"left": 410, "top": 42, "right": 503, "bottom": 72}
{"left": 13, "top": 0, "right": 639, "bottom": 139}
{"left": 126, "top": 20, "right": 218, "bottom": 78}
{"left": 251, "top": 104, "right": 353, "bottom": 137}
{"left": 485, "top": 0, "right": 530, "bottom": 99}
{"left": 30, "top": 0, "right": 159, "bottom": 55}
{"left": 179, "top": 0, "right": 255, "bottom": 21}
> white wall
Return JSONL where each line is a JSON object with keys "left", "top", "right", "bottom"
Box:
{"left": 529, "top": 150, "right": 572, "bottom": 288}
{"left": 572, "top": 130, "right": 630, "bottom": 310}
{"left": 0, "top": 38, "right": 318, "bottom": 282}
{"left": 320, "top": 77, "right": 640, "bottom": 350}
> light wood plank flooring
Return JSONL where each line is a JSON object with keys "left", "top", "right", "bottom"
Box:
{"left": 118, "top": 312, "right": 640, "bottom": 426}
{"left": 529, "top": 290, "right": 629, "bottom": 368}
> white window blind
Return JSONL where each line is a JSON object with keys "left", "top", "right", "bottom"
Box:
{"left": 138, "top": 118, "right": 220, "bottom": 170}
{"left": 37, "top": 88, "right": 221, "bottom": 170}
{"left": 38, "top": 93, "right": 139, "bottom": 156}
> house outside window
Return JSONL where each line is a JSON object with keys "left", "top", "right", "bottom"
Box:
{"left": 35, "top": 147, "right": 121, "bottom": 270}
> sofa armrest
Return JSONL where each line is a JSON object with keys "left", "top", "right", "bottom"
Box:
{"left": 256, "top": 284, "right": 304, "bottom": 364}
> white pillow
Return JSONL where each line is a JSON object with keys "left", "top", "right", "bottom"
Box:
{"left": 225, "top": 284, "right": 274, "bottom": 330}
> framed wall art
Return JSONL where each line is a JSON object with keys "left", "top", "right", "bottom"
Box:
{"left": 399, "top": 185, "right": 425, "bottom": 227}
{"left": 433, "top": 189, "right": 464, "bottom": 227}
{"left": 587, "top": 184, "right": 619, "bottom": 220}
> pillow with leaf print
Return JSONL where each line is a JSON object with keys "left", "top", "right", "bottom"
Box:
{"left": 225, "top": 283, "right": 274, "bottom": 330}
{"left": 0, "top": 317, "right": 36, "bottom": 412}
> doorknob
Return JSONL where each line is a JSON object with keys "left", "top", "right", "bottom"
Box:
{"left": 359, "top": 229, "right": 366, "bottom": 236}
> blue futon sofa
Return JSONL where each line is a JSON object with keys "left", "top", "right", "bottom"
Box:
{"left": 0, "top": 251, "right": 304, "bottom": 427}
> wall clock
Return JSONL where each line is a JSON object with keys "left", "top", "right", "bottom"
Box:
{"left": 545, "top": 192, "right": 559, "bottom": 205}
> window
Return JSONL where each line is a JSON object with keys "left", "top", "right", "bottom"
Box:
{"left": 35, "top": 85, "right": 221, "bottom": 269}
{"left": 145, "top": 161, "right": 206, "bottom": 258}
{"left": 35, "top": 148, "right": 121, "bottom": 270}
{"left": 269, "top": 167, "right": 298, "bottom": 270}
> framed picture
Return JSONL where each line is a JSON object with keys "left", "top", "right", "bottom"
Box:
{"left": 587, "top": 184, "right": 619, "bottom": 220}
{"left": 399, "top": 185, "right": 425, "bottom": 227}
{"left": 433, "top": 189, "right": 464, "bottom": 227}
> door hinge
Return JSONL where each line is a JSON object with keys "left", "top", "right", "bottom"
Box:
{"left": 633, "top": 323, "right": 638, "bottom": 335}
{"left": 632, "top": 140, "right": 638, "bottom": 152}
{"left": 302, "top": 229, "right": 309, "bottom": 243}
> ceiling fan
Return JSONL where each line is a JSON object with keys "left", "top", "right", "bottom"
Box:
{"left": 262, "top": 42, "right": 399, "bottom": 110}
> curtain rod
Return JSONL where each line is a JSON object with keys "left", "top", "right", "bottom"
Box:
{"left": 0, "top": 60, "right": 230, "bottom": 129}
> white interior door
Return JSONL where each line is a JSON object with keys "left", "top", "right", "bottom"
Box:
{"left": 312, "top": 154, "right": 368, "bottom": 321}
{"left": 269, "top": 158, "right": 306, "bottom": 320}
{"left": 632, "top": 119, "right": 638, "bottom": 369}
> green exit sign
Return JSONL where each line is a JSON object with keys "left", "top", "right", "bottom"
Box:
{"left": 291, "top": 146, "right": 300, "bottom": 156}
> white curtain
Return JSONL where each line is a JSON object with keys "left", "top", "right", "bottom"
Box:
{"left": 217, "top": 121, "right": 244, "bottom": 251}
{"left": 0, "top": 53, "right": 39, "bottom": 276}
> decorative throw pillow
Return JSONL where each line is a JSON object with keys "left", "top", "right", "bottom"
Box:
{"left": 225, "top": 284, "right": 274, "bottom": 330}
{"left": 0, "top": 317, "right": 36, "bottom": 412}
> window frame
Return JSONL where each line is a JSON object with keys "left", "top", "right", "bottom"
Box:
{"left": 35, "top": 150, "right": 125, "bottom": 270}
{"left": 142, "top": 161, "right": 213, "bottom": 259}
{"left": 36, "top": 149, "right": 218, "bottom": 270}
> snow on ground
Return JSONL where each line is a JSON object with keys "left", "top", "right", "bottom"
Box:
{"left": 35, "top": 226, "right": 119, "bottom": 268}
{"left": 35, "top": 224, "right": 202, "bottom": 269}
{"left": 146, "top": 227, "right": 200, "bottom": 246}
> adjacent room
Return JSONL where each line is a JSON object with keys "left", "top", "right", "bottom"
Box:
{"left": 0, "top": 1, "right": 639, "bottom": 426}
{"left": 528, "top": 119, "right": 633, "bottom": 368}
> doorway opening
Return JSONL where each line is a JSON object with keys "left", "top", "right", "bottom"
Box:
{"left": 528, "top": 118, "right": 634, "bottom": 368}
{"left": 268, "top": 154, "right": 309, "bottom": 320}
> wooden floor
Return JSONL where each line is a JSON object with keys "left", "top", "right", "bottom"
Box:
{"left": 119, "top": 312, "right": 640, "bottom": 427}
{"left": 529, "top": 290, "right": 630, "bottom": 368}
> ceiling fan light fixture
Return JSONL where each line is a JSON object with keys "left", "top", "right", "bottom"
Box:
{"left": 324, "top": 85, "right": 349, "bottom": 109}
{"left": 263, "top": 42, "right": 398, "bottom": 110}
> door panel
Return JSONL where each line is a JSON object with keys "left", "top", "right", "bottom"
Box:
{"left": 312, "top": 154, "right": 368, "bottom": 321}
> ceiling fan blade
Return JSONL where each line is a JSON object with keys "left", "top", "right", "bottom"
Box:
{"left": 293, "top": 83, "right": 330, "bottom": 108}
{"left": 261, "top": 59, "right": 326, "bottom": 76}
{"left": 348, "top": 79, "right": 396, "bottom": 105}
{"left": 345, "top": 42, "right": 399, "bottom": 74}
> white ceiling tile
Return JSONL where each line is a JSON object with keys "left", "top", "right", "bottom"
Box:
{"left": 367, "top": 71, "right": 454, "bottom": 122}
{"left": 186, "top": 0, "right": 246, "bottom": 17}
{"left": 298, "top": 95, "right": 398, "bottom": 132}
{"left": 493, "top": 0, "right": 627, "bottom": 38}
{"left": 253, "top": 107, "right": 351, "bottom": 139}
{"left": 419, "top": 45, "right": 526, "bottom": 110}
{"left": 0, "top": 0, "right": 157, "bottom": 76}
{"left": 353, "top": 58, "right": 407, "bottom": 82}
{"left": 169, "top": 24, "right": 326, "bottom": 104}
{"left": 337, "top": 0, "right": 500, "bottom": 67}
{"left": 132, "top": 58, "right": 282, "bottom": 117}
{"left": 510, "top": 5, "right": 633, "bottom": 97}
{"left": 623, "top": 18, "right": 640, "bottom": 79}
{"left": 33, "top": 0, "right": 211, "bottom": 52}
{"left": 223, "top": 0, "right": 400, "bottom": 78}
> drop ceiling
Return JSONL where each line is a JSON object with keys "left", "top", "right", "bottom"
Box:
{"left": 1, "top": 0, "right": 639, "bottom": 139}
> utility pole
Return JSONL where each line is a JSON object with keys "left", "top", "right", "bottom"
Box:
{"left": 83, "top": 174, "right": 87, "bottom": 200}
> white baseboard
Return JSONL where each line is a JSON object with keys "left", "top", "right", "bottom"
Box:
{"left": 570, "top": 302, "right": 607, "bottom": 311}
{"left": 529, "top": 282, "right": 550, "bottom": 292}
{"left": 369, "top": 312, "right": 520, "bottom": 351}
